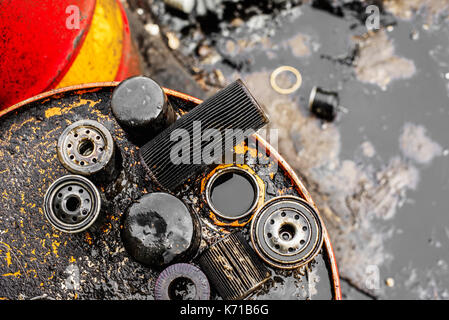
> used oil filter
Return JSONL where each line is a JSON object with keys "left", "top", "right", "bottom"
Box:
{"left": 43, "top": 175, "right": 102, "bottom": 233}
{"left": 154, "top": 263, "right": 210, "bottom": 300}
{"left": 111, "top": 76, "right": 176, "bottom": 140}
{"left": 250, "top": 196, "right": 324, "bottom": 269}
{"left": 122, "top": 192, "right": 200, "bottom": 268}
{"left": 198, "top": 232, "right": 271, "bottom": 300}
{"left": 57, "top": 120, "right": 116, "bottom": 179}
{"left": 139, "top": 80, "right": 269, "bottom": 190}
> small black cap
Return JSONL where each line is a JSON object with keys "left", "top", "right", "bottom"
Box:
{"left": 111, "top": 76, "right": 175, "bottom": 139}
{"left": 309, "top": 86, "right": 339, "bottom": 122}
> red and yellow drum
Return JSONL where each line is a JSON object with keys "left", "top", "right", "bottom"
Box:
{"left": 0, "top": 0, "right": 142, "bottom": 110}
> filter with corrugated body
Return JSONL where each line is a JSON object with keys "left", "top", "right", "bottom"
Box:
{"left": 139, "top": 80, "right": 269, "bottom": 190}
{"left": 198, "top": 232, "right": 271, "bottom": 300}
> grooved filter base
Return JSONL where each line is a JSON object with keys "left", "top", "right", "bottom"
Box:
{"left": 198, "top": 232, "right": 271, "bottom": 300}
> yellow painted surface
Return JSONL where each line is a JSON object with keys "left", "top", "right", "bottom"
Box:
{"left": 44, "top": 99, "right": 101, "bottom": 119}
{"left": 45, "top": 107, "right": 62, "bottom": 118}
{"left": 2, "top": 271, "right": 21, "bottom": 278}
{"left": 57, "top": 0, "right": 124, "bottom": 88}
{"left": 5, "top": 252, "right": 11, "bottom": 267}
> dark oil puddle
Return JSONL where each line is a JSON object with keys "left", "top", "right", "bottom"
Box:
{"left": 209, "top": 171, "right": 256, "bottom": 218}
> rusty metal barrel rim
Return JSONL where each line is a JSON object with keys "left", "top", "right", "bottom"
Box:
{"left": 250, "top": 195, "right": 324, "bottom": 270}
{"left": 43, "top": 175, "right": 101, "bottom": 233}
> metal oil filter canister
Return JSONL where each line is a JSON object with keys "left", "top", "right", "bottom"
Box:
{"left": 250, "top": 196, "right": 324, "bottom": 269}
{"left": 57, "top": 119, "right": 118, "bottom": 181}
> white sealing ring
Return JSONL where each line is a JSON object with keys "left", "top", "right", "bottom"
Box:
{"left": 270, "top": 66, "right": 303, "bottom": 95}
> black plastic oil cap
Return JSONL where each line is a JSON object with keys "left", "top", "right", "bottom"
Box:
{"left": 309, "top": 86, "right": 339, "bottom": 122}
{"left": 111, "top": 76, "right": 176, "bottom": 139}
{"left": 122, "top": 192, "right": 200, "bottom": 269}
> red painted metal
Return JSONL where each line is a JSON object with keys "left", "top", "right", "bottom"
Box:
{"left": 0, "top": 0, "right": 96, "bottom": 110}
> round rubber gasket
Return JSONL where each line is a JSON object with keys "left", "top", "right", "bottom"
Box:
{"left": 250, "top": 196, "right": 323, "bottom": 269}
{"left": 154, "top": 263, "right": 210, "bottom": 300}
{"left": 43, "top": 175, "right": 101, "bottom": 233}
{"left": 270, "top": 66, "right": 303, "bottom": 95}
{"left": 57, "top": 120, "right": 114, "bottom": 176}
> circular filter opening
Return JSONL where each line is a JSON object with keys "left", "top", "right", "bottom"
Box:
{"left": 206, "top": 167, "right": 259, "bottom": 220}
{"left": 168, "top": 277, "right": 197, "bottom": 300}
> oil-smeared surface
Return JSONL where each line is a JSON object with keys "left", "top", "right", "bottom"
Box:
{"left": 143, "top": 0, "right": 449, "bottom": 299}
